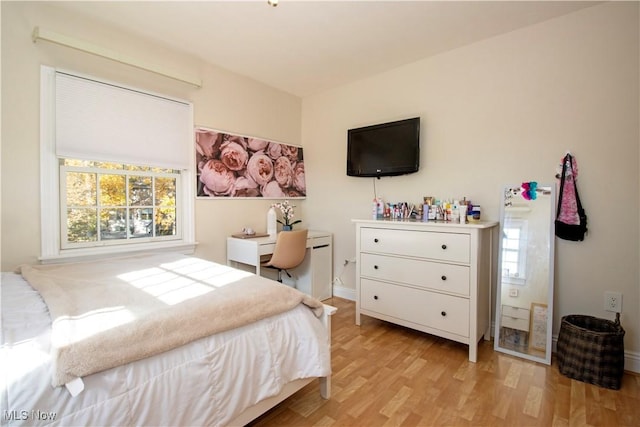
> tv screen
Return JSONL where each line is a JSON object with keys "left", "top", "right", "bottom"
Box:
{"left": 347, "top": 117, "right": 420, "bottom": 177}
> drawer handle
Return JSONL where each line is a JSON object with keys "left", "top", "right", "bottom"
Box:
{"left": 374, "top": 238, "right": 379, "bottom": 243}
{"left": 441, "top": 244, "right": 447, "bottom": 250}
{"left": 374, "top": 265, "right": 379, "bottom": 269}
{"left": 441, "top": 275, "right": 447, "bottom": 281}
{"left": 441, "top": 311, "right": 447, "bottom": 317}
{"left": 374, "top": 295, "right": 379, "bottom": 300}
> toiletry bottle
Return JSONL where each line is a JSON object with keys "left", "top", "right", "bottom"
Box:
{"left": 451, "top": 202, "right": 460, "bottom": 223}
{"left": 428, "top": 205, "right": 435, "bottom": 220}
{"left": 459, "top": 204, "right": 467, "bottom": 224}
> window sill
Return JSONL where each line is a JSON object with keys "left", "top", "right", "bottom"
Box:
{"left": 39, "top": 241, "right": 198, "bottom": 265}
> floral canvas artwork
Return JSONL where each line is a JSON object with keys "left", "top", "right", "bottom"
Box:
{"left": 195, "top": 127, "right": 306, "bottom": 198}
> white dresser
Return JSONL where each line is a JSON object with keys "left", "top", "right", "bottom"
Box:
{"left": 353, "top": 219, "right": 498, "bottom": 362}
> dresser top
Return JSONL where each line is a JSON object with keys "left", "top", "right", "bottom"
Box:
{"left": 352, "top": 218, "right": 498, "bottom": 229}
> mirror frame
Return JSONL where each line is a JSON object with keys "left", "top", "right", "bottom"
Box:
{"left": 494, "top": 183, "right": 556, "bottom": 365}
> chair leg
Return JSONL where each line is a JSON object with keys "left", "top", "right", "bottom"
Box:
{"left": 275, "top": 269, "right": 292, "bottom": 283}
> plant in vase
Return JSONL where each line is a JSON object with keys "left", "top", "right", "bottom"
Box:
{"left": 271, "top": 200, "right": 301, "bottom": 230}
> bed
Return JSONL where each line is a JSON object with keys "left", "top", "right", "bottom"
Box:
{"left": 0, "top": 253, "right": 336, "bottom": 426}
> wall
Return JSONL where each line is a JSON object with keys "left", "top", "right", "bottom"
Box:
{"left": 302, "top": 3, "right": 640, "bottom": 361}
{"left": 1, "top": 2, "right": 301, "bottom": 269}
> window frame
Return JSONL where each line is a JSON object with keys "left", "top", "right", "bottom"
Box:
{"left": 40, "top": 66, "right": 195, "bottom": 262}
{"left": 59, "top": 161, "right": 182, "bottom": 249}
{"left": 501, "top": 218, "right": 528, "bottom": 286}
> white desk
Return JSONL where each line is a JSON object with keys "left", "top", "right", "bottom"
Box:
{"left": 226, "top": 230, "right": 333, "bottom": 300}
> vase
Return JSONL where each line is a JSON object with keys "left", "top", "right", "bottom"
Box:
{"left": 282, "top": 225, "right": 292, "bottom": 231}
{"left": 267, "top": 207, "right": 277, "bottom": 237}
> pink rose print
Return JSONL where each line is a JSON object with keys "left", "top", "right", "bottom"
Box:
{"left": 285, "top": 189, "right": 303, "bottom": 198}
{"left": 233, "top": 175, "right": 259, "bottom": 197}
{"left": 265, "top": 142, "right": 282, "bottom": 160}
{"left": 274, "top": 156, "right": 294, "bottom": 188}
{"left": 224, "top": 134, "right": 247, "bottom": 149}
{"left": 246, "top": 153, "right": 274, "bottom": 186}
{"left": 200, "top": 159, "right": 235, "bottom": 196}
{"left": 281, "top": 145, "right": 299, "bottom": 162}
{"left": 247, "top": 138, "right": 269, "bottom": 152}
{"left": 293, "top": 162, "right": 306, "bottom": 193}
{"left": 195, "top": 128, "right": 305, "bottom": 197}
{"left": 220, "top": 141, "right": 249, "bottom": 171}
{"left": 261, "top": 180, "right": 285, "bottom": 198}
{"left": 196, "top": 130, "right": 222, "bottom": 159}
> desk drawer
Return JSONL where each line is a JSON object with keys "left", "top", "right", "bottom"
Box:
{"left": 310, "top": 235, "right": 331, "bottom": 248}
{"left": 360, "top": 228, "right": 470, "bottom": 263}
{"left": 360, "top": 253, "right": 470, "bottom": 296}
{"left": 361, "top": 279, "right": 469, "bottom": 337}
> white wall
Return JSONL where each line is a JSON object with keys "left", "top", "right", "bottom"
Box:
{"left": 302, "top": 3, "right": 639, "bottom": 359}
{"left": 1, "top": 2, "right": 301, "bottom": 269}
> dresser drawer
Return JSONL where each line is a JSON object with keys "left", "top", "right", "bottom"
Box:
{"left": 360, "top": 279, "right": 469, "bottom": 338}
{"left": 360, "top": 253, "right": 470, "bottom": 296}
{"left": 501, "top": 316, "right": 530, "bottom": 332}
{"left": 502, "top": 305, "right": 529, "bottom": 320}
{"left": 360, "top": 227, "right": 470, "bottom": 263}
{"left": 501, "top": 305, "right": 530, "bottom": 332}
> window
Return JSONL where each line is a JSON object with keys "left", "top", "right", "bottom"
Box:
{"left": 40, "top": 66, "right": 195, "bottom": 261}
{"left": 501, "top": 219, "right": 528, "bottom": 285}
{"left": 61, "top": 160, "right": 181, "bottom": 248}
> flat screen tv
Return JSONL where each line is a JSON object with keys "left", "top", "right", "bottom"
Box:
{"left": 347, "top": 117, "right": 420, "bottom": 178}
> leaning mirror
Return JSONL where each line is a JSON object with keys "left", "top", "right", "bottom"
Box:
{"left": 494, "top": 183, "right": 555, "bottom": 365}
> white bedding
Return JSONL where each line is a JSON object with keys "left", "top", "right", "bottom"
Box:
{"left": 0, "top": 271, "right": 331, "bottom": 426}
{"left": 18, "top": 253, "right": 323, "bottom": 387}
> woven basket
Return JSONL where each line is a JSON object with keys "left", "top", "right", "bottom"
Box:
{"left": 556, "top": 313, "right": 625, "bottom": 389}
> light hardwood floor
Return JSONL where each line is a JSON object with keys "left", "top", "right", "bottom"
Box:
{"left": 250, "top": 297, "right": 639, "bottom": 427}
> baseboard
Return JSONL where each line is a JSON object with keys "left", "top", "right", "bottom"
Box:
{"left": 622, "top": 350, "right": 640, "bottom": 373}
{"left": 332, "top": 284, "right": 355, "bottom": 301}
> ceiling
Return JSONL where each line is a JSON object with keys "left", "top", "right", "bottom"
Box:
{"left": 53, "top": 1, "right": 600, "bottom": 97}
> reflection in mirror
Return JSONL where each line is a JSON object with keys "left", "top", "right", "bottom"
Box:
{"left": 494, "top": 183, "right": 555, "bottom": 365}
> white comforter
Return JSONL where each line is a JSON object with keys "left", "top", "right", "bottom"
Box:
{"left": 0, "top": 272, "right": 331, "bottom": 426}
{"left": 18, "top": 253, "right": 324, "bottom": 387}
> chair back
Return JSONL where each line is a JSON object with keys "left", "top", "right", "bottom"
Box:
{"left": 267, "top": 229, "right": 308, "bottom": 270}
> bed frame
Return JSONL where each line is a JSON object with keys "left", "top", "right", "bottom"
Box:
{"left": 228, "top": 303, "right": 337, "bottom": 426}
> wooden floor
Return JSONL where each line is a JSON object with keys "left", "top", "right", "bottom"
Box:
{"left": 250, "top": 297, "right": 639, "bottom": 427}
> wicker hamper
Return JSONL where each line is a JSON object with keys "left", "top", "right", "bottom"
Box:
{"left": 556, "top": 313, "right": 625, "bottom": 389}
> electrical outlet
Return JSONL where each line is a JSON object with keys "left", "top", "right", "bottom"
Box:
{"left": 604, "top": 291, "right": 623, "bottom": 312}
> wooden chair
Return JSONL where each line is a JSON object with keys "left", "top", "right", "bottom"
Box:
{"left": 261, "top": 229, "right": 308, "bottom": 283}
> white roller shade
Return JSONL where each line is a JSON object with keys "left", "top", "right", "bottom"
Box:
{"left": 55, "top": 72, "right": 192, "bottom": 169}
